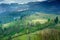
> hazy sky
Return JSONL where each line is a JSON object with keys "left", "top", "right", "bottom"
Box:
{"left": 0, "top": 0, "right": 46, "bottom": 4}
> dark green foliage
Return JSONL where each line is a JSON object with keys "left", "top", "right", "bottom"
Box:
{"left": 54, "top": 16, "right": 58, "bottom": 24}
{"left": 0, "top": 27, "right": 3, "bottom": 35}
{"left": 7, "top": 36, "right": 11, "bottom": 40}
{"left": 48, "top": 18, "right": 50, "bottom": 22}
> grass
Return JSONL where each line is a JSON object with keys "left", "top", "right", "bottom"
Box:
{"left": 12, "top": 28, "right": 60, "bottom": 40}
{"left": 0, "top": 12, "right": 60, "bottom": 40}
{"left": 31, "top": 19, "right": 48, "bottom": 24}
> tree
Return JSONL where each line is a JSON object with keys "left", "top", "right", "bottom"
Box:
{"left": 7, "top": 36, "right": 11, "bottom": 40}
{"left": 0, "top": 21, "right": 2, "bottom": 27}
{"left": 54, "top": 16, "right": 58, "bottom": 24}
{"left": 48, "top": 18, "right": 50, "bottom": 22}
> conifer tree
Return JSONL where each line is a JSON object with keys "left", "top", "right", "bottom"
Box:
{"left": 54, "top": 16, "right": 58, "bottom": 24}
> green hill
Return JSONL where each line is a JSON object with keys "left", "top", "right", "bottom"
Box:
{"left": 0, "top": 12, "right": 60, "bottom": 40}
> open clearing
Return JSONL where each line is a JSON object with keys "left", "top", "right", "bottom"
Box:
{"left": 32, "top": 19, "right": 48, "bottom": 24}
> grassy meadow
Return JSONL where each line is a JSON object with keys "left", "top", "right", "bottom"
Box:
{"left": 0, "top": 12, "right": 60, "bottom": 40}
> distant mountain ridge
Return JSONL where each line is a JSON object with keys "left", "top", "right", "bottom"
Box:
{"left": 27, "top": 0, "right": 60, "bottom": 14}
{"left": 0, "top": 3, "right": 29, "bottom": 13}
{"left": 0, "top": 0, "right": 60, "bottom": 14}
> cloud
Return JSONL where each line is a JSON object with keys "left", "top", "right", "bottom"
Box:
{"left": 37, "top": 0, "right": 46, "bottom": 1}
{"left": 0, "top": 0, "right": 46, "bottom": 4}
